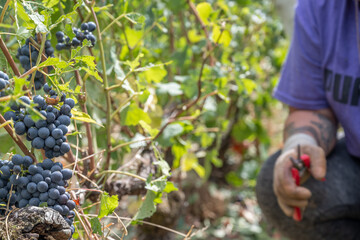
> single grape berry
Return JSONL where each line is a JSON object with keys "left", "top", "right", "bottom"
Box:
{"left": 87, "top": 22, "right": 96, "bottom": 32}
{"left": 18, "top": 199, "right": 29, "bottom": 208}
{"left": 29, "top": 197, "right": 40, "bottom": 206}
{"left": 32, "top": 173, "right": 44, "bottom": 183}
{"left": 49, "top": 188, "right": 60, "bottom": 199}
{"left": 23, "top": 156, "right": 33, "bottom": 167}
{"left": 24, "top": 115, "right": 35, "bottom": 128}
{"left": 27, "top": 182, "right": 37, "bottom": 193}
{"left": 81, "top": 23, "right": 89, "bottom": 31}
{"left": 57, "top": 115, "right": 71, "bottom": 126}
{"left": 32, "top": 137, "right": 45, "bottom": 149}
{"left": 27, "top": 127, "right": 38, "bottom": 140}
{"left": 11, "top": 154, "right": 23, "bottom": 165}
{"left": 38, "top": 127, "right": 50, "bottom": 139}
{"left": 37, "top": 181, "right": 48, "bottom": 192}
{"left": 64, "top": 98, "right": 75, "bottom": 108}
{"left": 15, "top": 122, "right": 26, "bottom": 135}
{"left": 56, "top": 31, "right": 64, "bottom": 40}
{"left": 51, "top": 171, "right": 62, "bottom": 183}
{"left": 60, "top": 143, "right": 70, "bottom": 154}
{"left": 51, "top": 129, "right": 63, "bottom": 139}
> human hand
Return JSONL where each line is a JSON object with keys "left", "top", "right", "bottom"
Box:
{"left": 273, "top": 144, "right": 326, "bottom": 217}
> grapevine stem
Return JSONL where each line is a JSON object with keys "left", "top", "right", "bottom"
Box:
{"left": 110, "top": 137, "right": 153, "bottom": 153}
{"left": 87, "top": 4, "right": 112, "bottom": 171}
{"left": 0, "top": 0, "right": 10, "bottom": 24}
{"left": 0, "top": 115, "right": 36, "bottom": 162}
{"left": 74, "top": 70, "right": 95, "bottom": 173}
{"left": 97, "top": 170, "right": 147, "bottom": 182}
{"left": 29, "top": 33, "right": 47, "bottom": 92}
{"left": 0, "top": 38, "right": 21, "bottom": 77}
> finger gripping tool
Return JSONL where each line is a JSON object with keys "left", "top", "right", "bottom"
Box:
{"left": 289, "top": 145, "right": 311, "bottom": 221}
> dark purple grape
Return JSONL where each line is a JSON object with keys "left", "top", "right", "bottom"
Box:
{"left": 51, "top": 129, "right": 63, "bottom": 139}
{"left": 57, "top": 115, "right": 71, "bottom": 126}
{"left": 50, "top": 172, "right": 62, "bottom": 183}
{"left": 32, "top": 174, "right": 44, "bottom": 184}
{"left": 27, "top": 127, "right": 38, "bottom": 140}
{"left": 37, "top": 181, "right": 48, "bottom": 192}
{"left": 38, "top": 127, "right": 50, "bottom": 139}
{"left": 49, "top": 188, "right": 60, "bottom": 199}
{"left": 29, "top": 197, "right": 40, "bottom": 206}
{"left": 15, "top": 122, "right": 26, "bottom": 135}
{"left": 56, "top": 31, "right": 64, "bottom": 40}
{"left": 81, "top": 23, "right": 89, "bottom": 31}
{"left": 18, "top": 199, "right": 29, "bottom": 208}
{"left": 32, "top": 137, "right": 45, "bottom": 149}
{"left": 28, "top": 165, "right": 38, "bottom": 175}
{"left": 27, "top": 182, "right": 37, "bottom": 193}
{"left": 23, "top": 156, "right": 33, "bottom": 167}
{"left": 87, "top": 22, "right": 96, "bottom": 32}
{"left": 11, "top": 154, "right": 24, "bottom": 165}
{"left": 24, "top": 115, "right": 35, "bottom": 128}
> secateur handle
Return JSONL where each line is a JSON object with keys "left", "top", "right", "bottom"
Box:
{"left": 291, "top": 153, "right": 311, "bottom": 221}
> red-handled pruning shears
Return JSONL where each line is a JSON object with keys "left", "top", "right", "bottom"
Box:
{"left": 289, "top": 145, "right": 311, "bottom": 221}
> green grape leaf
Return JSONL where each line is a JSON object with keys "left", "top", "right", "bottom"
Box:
{"left": 121, "top": 103, "right": 151, "bottom": 126}
{"left": 90, "top": 217, "right": 103, "bottom": 235}
{"left": 98, "top": 192, "right": 119, "bottom": 219}
{"left": 49, "top": 1, "right": 82, "bottom": 30}
{"left": 134, "top": 190, "right": 157, "bottom": 220}
{"left": 16, "top": 27, "right": 32, "bottom": 40}
{"left": 154, "top": 160, "right": 171, "bottom": 176}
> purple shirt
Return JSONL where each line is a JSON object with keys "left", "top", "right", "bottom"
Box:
{"left": 274, "top": 0, "right": 360, "bottom": 157}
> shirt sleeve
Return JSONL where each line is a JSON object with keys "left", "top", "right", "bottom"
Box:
{"left": 273, "top": 0, "right": 329, "bottom": 109}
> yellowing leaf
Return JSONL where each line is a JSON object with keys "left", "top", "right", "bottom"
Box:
{"left": 188, "top": 29, "right": 203, "bottom": 43}
{"left": 71, "top": 109, "right": 104, "bottom": 127}
{"left": 212, "top": 25, "right": 232, "bottom": 47}
{"left": 242, "top": 79, "right": 257, "bottom": 94}
{"left": 124, "top": 27, "right": 143, "bottom": 48}
{"left": 163, "top": 182, "right": 178, "bottom": 193}
{"left": 139, "top": 120, "right": 159, "bottom": 137}
{"left": 181, "top": 153, "right": 205, "bottom": 178}
{"left": 125, "top": 53, "right": 144, "bottom": 70}
{"left": 39, "top": 58, "right": 70, "bottom": 69}
{"left": 196, "top": 2, "right": 212, "bottom": 25}
{"left": 142, "top": 66, "right": 167, "bottom": 83}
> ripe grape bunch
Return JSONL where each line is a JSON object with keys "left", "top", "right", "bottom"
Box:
{"left": 16, "top": 37, "right": 55, "bottom": 90}
{"left": 4, "top": 91, "right": 74, "bottom": 158}
{"left": 0, "top": 155, "right": 76, "bottom": 236}
{"left": 0, "top": 71, "right": 10, "bottom": 97}
{"left": 56, "top": 22, "right": 97, "bottom": 50}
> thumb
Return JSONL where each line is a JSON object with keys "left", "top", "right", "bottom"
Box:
{"left": 302, "top": 145, "right": 326, "bottom": 180}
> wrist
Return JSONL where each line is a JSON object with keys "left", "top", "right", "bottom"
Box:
{"left": 283, "top": 133, "right": 318, "bottom": 153}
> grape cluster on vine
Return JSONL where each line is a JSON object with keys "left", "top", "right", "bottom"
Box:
{"left": 0, "top": 155, "right": 75, "bottom": 235}
{"left": 56, "top": 22, "right": 97, "bottom": 50}
{"left": 16, "top": 37, "right": 55, "bottom": 90}
{"left": 0, "top": 71, "right": 10, "bottom": 97}
{"left": 4, "top": 91, "right": 74, "bottom": 158}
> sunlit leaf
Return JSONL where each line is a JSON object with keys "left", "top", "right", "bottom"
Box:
{"left": 98, "top": 192, "right": 119, "bottom": 219}
{"left": 196, "top": 2, "right": 212, "bottom": 25}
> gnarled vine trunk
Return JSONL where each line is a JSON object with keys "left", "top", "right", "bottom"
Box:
{"left": 0, "top": 207, "right": 71, "bottom": 240}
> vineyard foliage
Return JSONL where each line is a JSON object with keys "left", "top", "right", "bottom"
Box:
{"left": 0, "top": 0, "right": 287, "bottom": 239}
